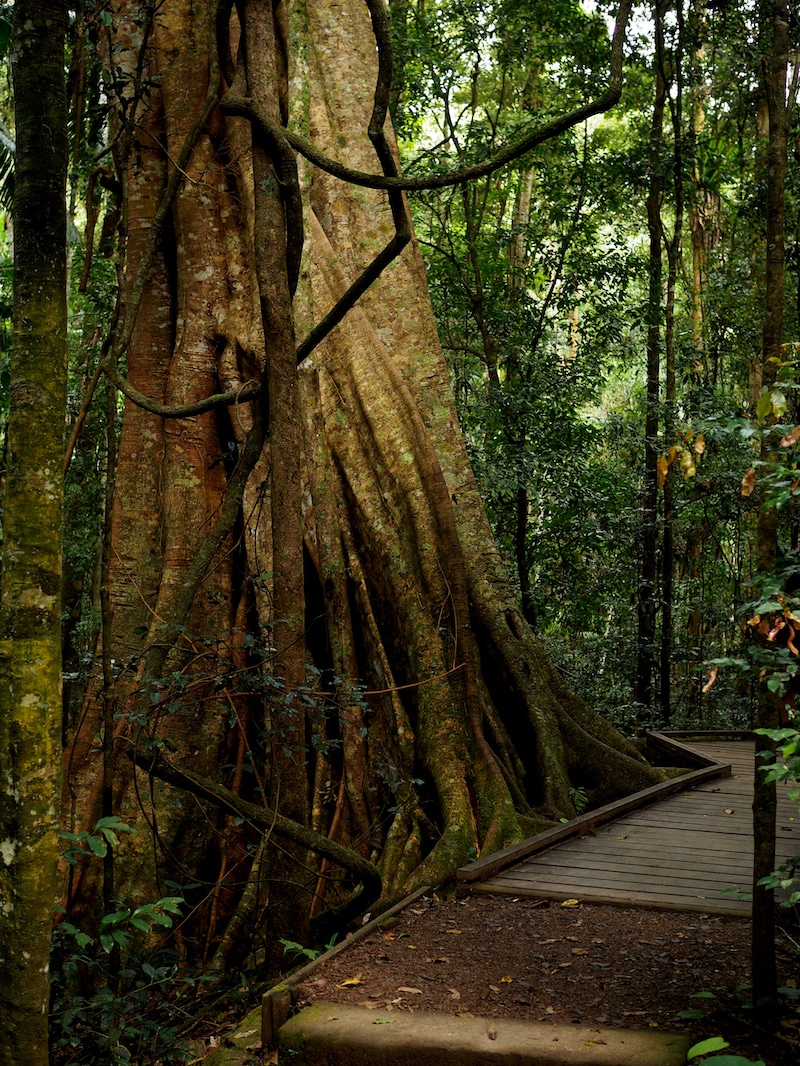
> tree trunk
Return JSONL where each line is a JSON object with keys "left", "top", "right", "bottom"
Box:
{"left": 635, "top": 0, "right": 667, "bottom": 718}
{"left": 63, "top": 0, "right": 663, "bottom": 968}
{"left": 0, "top": 2, "right": 68, "bottom": 1061}
{"left": 752, "top": 0, "right": 789, "bottom": 1009}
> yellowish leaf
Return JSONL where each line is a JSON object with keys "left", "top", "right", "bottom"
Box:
{"left": 500, "top": 976, "right": 513, "bottom": 983}
{"left": 694, "top": 433, "right": 706, "bottom": 455}
{"left": 560, "top": 899, "right": 580, "bottom": 907}
{"left": 340, "top": 974, "right": 363, "bottom": 987}
{"left": 657, "top": 454, "right": 669, "bottom": 490}
{"left": 741, "top": 467, "right": 756, "bottom": 497}
{"left": 681, "top": 450, "right": 697, "bottom": 479}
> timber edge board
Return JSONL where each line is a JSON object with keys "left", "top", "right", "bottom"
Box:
{"left": 456, "top": 729, "right": 745, "bottom": 885}
{"left": 261, "top": 884, "right": 434, "bottom": 1048}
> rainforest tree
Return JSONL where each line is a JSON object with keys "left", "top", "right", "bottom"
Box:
{"left": 0, "top": 0, "right": 68, "bottom": 1061}
{"left": 57, "top": 0, "right": 668, "bottom": 973}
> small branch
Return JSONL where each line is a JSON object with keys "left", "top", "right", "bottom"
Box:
{"left": 221, "top": 0, "right": 632, "bottom": 194}
{"left": 106, "top": 363, "right": 261, "bottom": 419}
{"left": 126, "top": 746, "right": 382, "bottom": 910}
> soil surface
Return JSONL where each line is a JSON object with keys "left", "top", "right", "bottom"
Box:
{"left": 294, "top": 891, "right": 800, "bottom": 1065}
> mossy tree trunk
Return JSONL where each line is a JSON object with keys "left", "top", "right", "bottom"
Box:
{"left": 64, "top": 0, "right": 663, "bottom": 969}
{"left": 0, "top": 1, "right": 68, "bottom": 1061}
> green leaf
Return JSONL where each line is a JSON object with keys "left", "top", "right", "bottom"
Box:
{"left": 690, "top": 990, "right": 717, "bottom": 999}
{"left": 687, "top": 1037, "right": 729, "bottom": 1058}
{"left": 700, "top": 1058, "right": 764, "bottom": 1066}
{"left": 87, "top": 836, "right": 107, "bottom": 857}
{"left": 678, "top": 1009, "right": 706, "bottom": 1020}
{"left": 756, "top": 391, "right": 775, "bottom": 420}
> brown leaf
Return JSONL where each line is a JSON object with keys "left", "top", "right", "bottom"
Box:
{"left": 742, "top": 466, "right": 757, "bottom": 497}
{"left": 694, "top": 433, "right": 707, "bottom": 455}
{"left": 571, "top": 948, "right": 589, "bottom": 955}
{"left": 780, "top": 425, "right": 800, "bottom": 448}
{"left": 657, "top": 454, "right": 669, "bottom": 490}
{"left": 724, "top": 808, "right": 734, "bottom": 815}
{"left": 702, "top": 667, "right": 718, "bottom": 694}
{"left": 397, "top": 986, "right": 423, "bottom": 995}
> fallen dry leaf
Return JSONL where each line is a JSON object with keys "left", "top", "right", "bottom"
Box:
{"left": 724, "top": 808, "right": 734, "bottom": 815}
{"left": 500, "top": 976, "right": 513, "bottom": 983}
{"left": 571, "top": 948, "right": 589, "bottom": 955}
{"left": 560, "top": 899, "right": 580, "bottom": 907}
{"left": 340, "top": 974, "right": 362, "bottom": 987}
{"left": 397, "top": 986, "right": 423, "bottom": 995}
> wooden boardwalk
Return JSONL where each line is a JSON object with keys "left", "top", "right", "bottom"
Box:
{"left": 469, "top": 740, "right": 800, "bottom": 915}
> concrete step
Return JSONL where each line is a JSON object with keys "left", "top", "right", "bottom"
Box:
{"left": 278, "top": 1001, "right": 692, "bottom": 1065}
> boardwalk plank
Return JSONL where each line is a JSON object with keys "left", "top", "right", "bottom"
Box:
{"left": 472, "top": 739, "right": 799, "bottom": 916}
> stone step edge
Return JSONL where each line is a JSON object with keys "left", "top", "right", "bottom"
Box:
{"left": 278, "top": 1001, "right": 692, "bottom": 1066}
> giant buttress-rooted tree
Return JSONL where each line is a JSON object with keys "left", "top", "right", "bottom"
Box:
{"left": 64, "top": 0, "right": 664, "bottom": 966}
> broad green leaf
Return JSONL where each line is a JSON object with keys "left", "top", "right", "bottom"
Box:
{"left": 687, "top": 1036, "right": 729, "bottom": 1058}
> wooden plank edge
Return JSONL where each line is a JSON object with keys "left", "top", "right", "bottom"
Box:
{"left": 469, "top": 881, "right": 751, "bottom": 916}
{"left": 457, "top": 733, "right": 730, "bottom": 884}
{"left": 261, "top": 884, "right": 434, "bottom": 1048}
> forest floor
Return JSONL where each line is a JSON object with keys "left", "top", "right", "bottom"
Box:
{"left": 286, "top": 890, "right": 800, "bottom": 1066}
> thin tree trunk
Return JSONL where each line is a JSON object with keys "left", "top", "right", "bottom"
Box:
{"left": 635, "top": 0, "right": 667, "bottom": 717}
{"left": 660, "top": 4, "right": 685, "bottom": 726}
{"left": 752, "top": 0, "right": 789, "bottom": 1009}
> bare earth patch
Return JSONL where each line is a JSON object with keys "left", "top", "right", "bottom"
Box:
{"left": 293, "top": 892, "right": 800, "bottom": 1065}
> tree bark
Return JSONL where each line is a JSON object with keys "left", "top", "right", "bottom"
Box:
{"left": 0, "top": 2, "right": 68, "bottom": 1061}
{"left": 635, "top": 0, "right": 667, "bottom": 718}
{"left": 63, "top": 0, "right": 664, "bottom": 969}
{"left": 752, "top": 0, "right": 789, "bottom": 1009}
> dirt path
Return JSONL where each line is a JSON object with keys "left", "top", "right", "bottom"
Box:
{"left": 292, "top": 892, "right": 800, "bottom": 1065}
